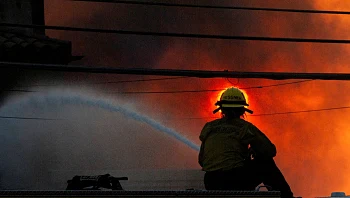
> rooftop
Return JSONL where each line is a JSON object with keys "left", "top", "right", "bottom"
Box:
{"left": 0, "top": 29, "right": 82, "bottom": 64}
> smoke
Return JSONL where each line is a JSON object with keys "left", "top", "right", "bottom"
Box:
{"left": 0, "top": 89, "right": 199, "bottom": 189}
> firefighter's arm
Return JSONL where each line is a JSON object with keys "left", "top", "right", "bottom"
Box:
{"left": 198, "top": 123, "right": 210, "bottom": 167}
{"left": 248, "top": 126, "right": 276, "bottom": 159}
{"left": 198, "top": 143, "right": 204, "bottom": 167}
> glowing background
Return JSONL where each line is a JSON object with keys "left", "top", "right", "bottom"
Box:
{"left": 1, "top": 1, "right": 350, "bottom": 197}
{"left": 43, "top": 0, "right": 350, "bottom": 196}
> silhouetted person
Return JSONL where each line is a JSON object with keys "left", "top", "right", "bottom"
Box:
{"left": 198, "top": 87, "right": 293, "bottom": 198}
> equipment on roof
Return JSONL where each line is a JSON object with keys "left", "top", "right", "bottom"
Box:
{"left": 66, "top": 174, "right": 128, "bottom": 190}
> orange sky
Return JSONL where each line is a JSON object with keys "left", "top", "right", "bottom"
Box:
{"left": 42, "top": 1, "right": 350, "bottom": 197}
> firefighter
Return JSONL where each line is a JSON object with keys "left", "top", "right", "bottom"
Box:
{"left": 198, "top": 87, "right": 293, "bottom": 198}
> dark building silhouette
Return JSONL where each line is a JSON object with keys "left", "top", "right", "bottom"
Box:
{"left": 0, "top": 1, "right": 82, "bottom": 106}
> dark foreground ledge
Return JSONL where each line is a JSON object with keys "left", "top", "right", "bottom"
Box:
{"left": 0, "top": 190, "right": 280, "bottom": 198}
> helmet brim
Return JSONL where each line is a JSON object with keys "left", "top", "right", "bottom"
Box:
{"left": 221, "top": 104, "right": 248, "bottom": 108}
{"left": 212, "top": 106, "right": 253, "bottom": 114}
{"left": 220, "top": 104, "right": 253, "bottom": 114}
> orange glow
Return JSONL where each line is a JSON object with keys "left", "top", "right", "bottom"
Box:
{"left": 216, "top": 89, "right": 226, "bottom": 102}
{"left": 148, "top": 18, "right": 350, "bottom": 196}
{"left": 240, "top": 88, "right": 249, "bottom": 106}
{"left": 44, "top": 1, "right": 350, "bottom": 197}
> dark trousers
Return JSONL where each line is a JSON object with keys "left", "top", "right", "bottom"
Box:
{"left": 204, "top": 158, "right": 293, "bottom": 198}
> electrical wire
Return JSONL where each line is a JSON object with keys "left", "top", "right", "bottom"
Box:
{"left": 16, "top": 77, "right": 189, "bottom": 87}
{"left": 226, "top": 78, "right": 239, "bottom": 86}
{"left": 164, "top": 106, "right": 350, "bottom": 120}
{"left": 249, "top": 106, "right": 350, "bottom": 116}
{"left": 1, "top": 62, "right": 350, "bottom": 80}
{"left": 0, "top": 79, "right": 317, "bottom": 93}
{"left": 1, "top": 89, "right": 38, "bottom": 92}
{"left": 241, "top": 79, "right": 314, "bottom": 89}
{"left": 3, "top": 105, "right": 348, "bottom": 120}
{"left": 88, "top": 76, "right": 188, "bottom": 84}
{"left": 2, "top": 23, "right": 350, "bottom": 44}
{"left": 112, "top": 89, "right": 221, "bottom": 94}
{"left": 110, "top": 80, "right": 314, "bottom": 94}
{"left": 0, "top": 116, "right": 61, "bottom": 120}
{"left": 72, "top": 0, "right": 350, "bottom": 15}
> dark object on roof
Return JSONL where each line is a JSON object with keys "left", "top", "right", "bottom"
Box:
{"left": 66, "top": 174, "right": 128, "bottom": 190}
{"left": 0, "top": 29, "right": 83, "bottom": 64}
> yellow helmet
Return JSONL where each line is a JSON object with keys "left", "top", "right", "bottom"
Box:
{"left": 213, "top": 87, "right": 253, "bottom": 114}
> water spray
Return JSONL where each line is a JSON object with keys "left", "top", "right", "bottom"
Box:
{"left": 1, "top": 90, "right": 200, "bottom": 152}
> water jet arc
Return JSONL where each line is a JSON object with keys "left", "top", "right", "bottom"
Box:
{"left": 10, "top": 92, "right": 200, "bottom": 152}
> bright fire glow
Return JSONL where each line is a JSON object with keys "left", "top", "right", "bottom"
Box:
{"left": 44, "top": 1, "right": 350, "bottom": 197}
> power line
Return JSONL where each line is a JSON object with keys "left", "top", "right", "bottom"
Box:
{"left": 226, "top": 78, "right": 239, "bottom": 86}
{"left": 224, "top": 79, "right": 313, "bottom": 89}
{"left": 2, "top": 106, "right": 350, "bottom": 121}
{"left": 2, "top": 61, "right": 350, "bottom": 80}
{"left": 250, "top": 106, "right": 350, "bottom": 116}
{"left": 113, "top": 89, "right": 220, "bottom": 94}
{"left": 3, "top": 88, "right": 220, "bottom": 94}
{"left": 89, "top": 76, "right": 188, "bottom": 84}
{"left": 2, "top": 23, "right": 350, "bottom": 44}
{"left": 242, "top": 79, "right": 314, "bottom": 89}
{"left": 1, "top": 89, "right": 38, "bottom": 92}
{"left": 0, "top": 116, "right": 61, "bottom": 120}
{"left": 111, "top": 80, "right": 313, "bottom": 94}
{"left": 16, "top": 78, "right": 311, "bottom": 89}
{"left": 72, "top": 0, "right": 350, "bottom": 15}
{"left": 4, "top": 79, "right": 314, "bottom": 94}
{"left": 17, "top": 77, "right": 188, "bottom": 87}
{"left": 165, "top": 106, "right": 350, "bottom": 120}
{"left": 164, "top": 117, "right": 219, "bottom": 120}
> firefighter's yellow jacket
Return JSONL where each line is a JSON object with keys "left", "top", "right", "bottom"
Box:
{"left": 198, "top": 117, "right": 276, "bottom": 171}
